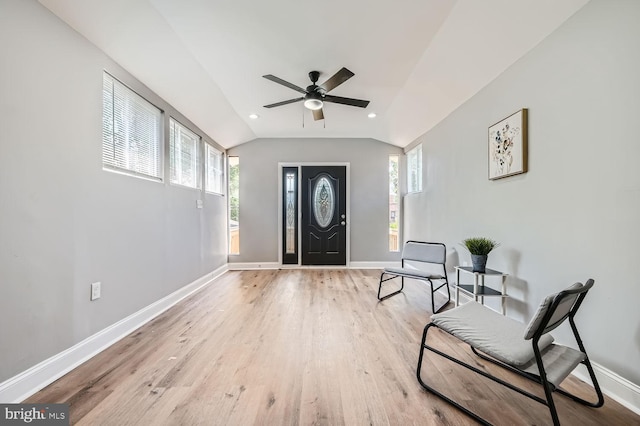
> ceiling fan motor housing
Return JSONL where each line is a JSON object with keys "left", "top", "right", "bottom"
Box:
{"left": 309, "top": 71, "right": 320, "bottom": 83}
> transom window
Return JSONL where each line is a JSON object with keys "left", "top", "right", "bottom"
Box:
{"left": 205, "top": 143, "right": 224, "bottom": 194}
{"left": 169, "top": 118, "right": 201, "bottom": 189}
{"left": 102, "top": 72, "right": 163, "bottom": 180}
{"left": 407, "top": 144, "right": 423, "bottom": 193}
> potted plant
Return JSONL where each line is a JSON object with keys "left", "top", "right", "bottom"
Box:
{"left": 461, "top": 237, "right": 499, "bottom": 273}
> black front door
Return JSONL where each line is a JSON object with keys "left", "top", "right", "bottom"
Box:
{"left": 301, "top": 166, "right": 347, "bottom": 265}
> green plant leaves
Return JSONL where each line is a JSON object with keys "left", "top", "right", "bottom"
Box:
{"left": 461, "top": 237, "right": 499, "bottom": 255}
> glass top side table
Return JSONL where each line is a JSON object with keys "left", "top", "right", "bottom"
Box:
{"left": 454, "top": 266, "right": 509, "bottom": 315}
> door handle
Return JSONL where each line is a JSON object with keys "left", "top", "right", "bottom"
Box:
{"left": 341, "top": 221, "right": 346, "bottom": 226}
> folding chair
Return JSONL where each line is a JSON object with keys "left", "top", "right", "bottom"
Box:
{"left": 378, "top": 241, "right": 451, "bottom": 313}
{"left": 416, "top": 279, "right": 604, "bottom": 426}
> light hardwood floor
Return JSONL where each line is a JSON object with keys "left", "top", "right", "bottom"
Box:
{"left": 27, "top": 270, "right": 639, "bottom": 425}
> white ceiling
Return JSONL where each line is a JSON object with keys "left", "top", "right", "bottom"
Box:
{"left": 39, "top": 0, "right": 589, "bottom": 148}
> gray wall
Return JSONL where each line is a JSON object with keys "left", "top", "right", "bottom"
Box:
{"left": 228, "top": 138, "right": 403, "bottom": 264}
{"left": 0, "top": 0, "right": 227, "bottom": 382}
{"left": 403, "top": 0, "right": 640, "bottom": 385}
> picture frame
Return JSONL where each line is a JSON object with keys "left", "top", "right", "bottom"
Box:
{"left": 488, "top": 108, "right": 528, "bottom": 180}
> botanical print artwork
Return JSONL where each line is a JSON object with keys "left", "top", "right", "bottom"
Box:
{"left": 490, "top": 122, "right": 520, "bottom": 175}
{"left": 488, "top": 109, "right": 528, "bottom": 180}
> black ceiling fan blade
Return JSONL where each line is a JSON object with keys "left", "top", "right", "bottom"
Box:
{"left": 319, "top": 67, "right": 355, "bottom": 93}
{"left": 262, "top": 75, "right": 307, "bottom": 94}
{"left": 263, "top": 97, "right": 304, "bottom": 108}
{"left": 323, "top": 95, "right": 370, "bottom": 108}
{"left": 312, "top": 108, "right": 324, "bottom": 121}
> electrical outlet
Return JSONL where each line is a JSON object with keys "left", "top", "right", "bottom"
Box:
{"left": 196, "top": 199, "right": 203, "bottom": 209}
{"left": 91, "top": 282, "right": 101, "bottom": 301}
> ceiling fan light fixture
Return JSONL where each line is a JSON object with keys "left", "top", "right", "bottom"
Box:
{"left": 303, "top": 92, "right": 323, "bottom": 110}
{"left": 304, "top": 98, "right": 323, "bottom": 110}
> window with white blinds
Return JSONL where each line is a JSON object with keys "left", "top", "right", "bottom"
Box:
{"left": 169, "top": 118, "right": 201, "bottom": 189}
{"left": 102, "top": 72, "right": 163, "bottom": 180}
{"left": 407, "top": 144, "right": 423, "bottom": 193}
{"left": 205, "top": 143, "right": 224, "bottom": 194}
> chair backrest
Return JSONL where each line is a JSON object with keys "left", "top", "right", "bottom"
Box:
{"left": 523, "top": 279, "right": 594, "bottom": 340}
{"left": 401, "top": 241, "right": 446, "bottom": 265}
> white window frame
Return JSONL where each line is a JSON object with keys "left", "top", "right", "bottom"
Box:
{"left": 407, "top": 144, "right": 423, "bottom": 193}
{"left": 205, "top": 143, "right": 224, "bottom": 195}
{"left": 102, "top": 72, "right": 163, "bottom": 181}
{"left": 169, "top": 118, "right": 201, "bottom": 190}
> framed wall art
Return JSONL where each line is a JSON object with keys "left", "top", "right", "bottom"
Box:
{"left": 488, "top": 108, "right": 528, "bottom": 180}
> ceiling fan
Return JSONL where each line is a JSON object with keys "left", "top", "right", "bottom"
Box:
{"left": 262, "top": 67, "right": 370, "bottom": 121}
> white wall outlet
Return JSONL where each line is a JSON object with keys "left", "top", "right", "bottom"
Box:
{"left": 196, "top": 199, "right": 203, "bottom": 209}
{"left": 91, "top": 282, "right": 101, "bottom": 301}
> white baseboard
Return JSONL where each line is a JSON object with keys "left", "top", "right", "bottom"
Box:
{"left": 280, "top": 265, "right": 348, "bottom": 270}
{"left": 0, "top": 264, "right": 228, "bottom": 403}
{"left": 349, "top": 261, "right": 401, "bottom": 269}
{"left": 573, "top": 362, "right": 640, "bottom": 415}
{"left": 228, "top": 261, "right": 401, "bottom": 270}
{"left": 227, "top": 262, "right": 280, "bottom": 270}
{"left": 227, "top": 262, "right": 398, "bottom": 270}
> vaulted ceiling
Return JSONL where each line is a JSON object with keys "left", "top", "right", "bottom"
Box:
{"left": 39, "top": 0, "right": 588, "bottom": 148}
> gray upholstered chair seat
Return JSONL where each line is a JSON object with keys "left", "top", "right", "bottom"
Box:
{"left": 383, "top": 267, "right": 444, "bottom": 281}
{"left": 431, "top": 301, "right": 554, "bottom": 367}
{"left": 521, "top": 344, "right": 586, "bottom": 387}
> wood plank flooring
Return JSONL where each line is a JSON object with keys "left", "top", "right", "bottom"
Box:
{"left": 27, "top": 270, "right": 639, "bottom": 425}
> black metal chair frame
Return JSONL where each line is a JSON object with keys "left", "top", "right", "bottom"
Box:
{"left": 378, "top": 241, "right": 451, "bottom": 314}
{"left": 416, "top": 280, "right": 604, "bottom": 426}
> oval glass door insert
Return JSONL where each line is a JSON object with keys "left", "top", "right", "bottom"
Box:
{"left": 313, "top": 176, "right": 335, "bottom": 228}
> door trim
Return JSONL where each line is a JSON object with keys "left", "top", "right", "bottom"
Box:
{"left": 278, "top": 162, "right": 350, "bottom": 267}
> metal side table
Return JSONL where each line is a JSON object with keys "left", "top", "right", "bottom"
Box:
{"left": 454, "top": 266, "right": 509, "bottom": 315}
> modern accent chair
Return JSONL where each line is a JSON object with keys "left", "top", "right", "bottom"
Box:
{"left": 378, "top": 241, "right": 451, "bottom": 313}
{"left": 416, "top": 279, "right": 604, "bottom": 426}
